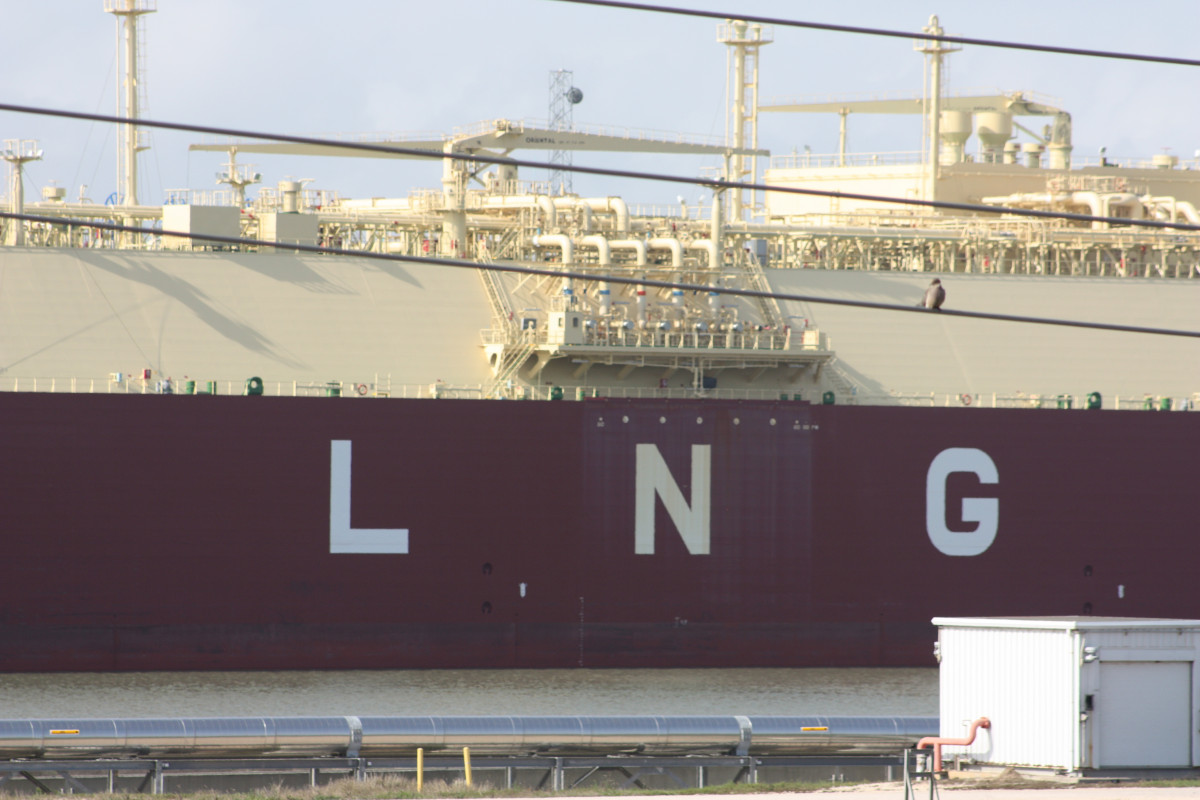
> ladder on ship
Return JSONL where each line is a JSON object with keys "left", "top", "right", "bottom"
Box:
{"left": 819, "top": 355, "right": 862, "bottom": 404}
{"left": 486, "top": 339, "right": 537, "bottom": 398}
{"left": 736, "top": 247, "right": 786, "bottom": 331}
{"left": 477, "top": 244, "right": 533, "bottom": 398}
{"left": 477, "top": 245, "right": 519, "bottom": 332}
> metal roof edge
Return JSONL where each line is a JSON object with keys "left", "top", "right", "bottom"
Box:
{"left": 932, "top": 616, "right": 1200, "bottom": 631}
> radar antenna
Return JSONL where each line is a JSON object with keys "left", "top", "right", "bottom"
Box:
{"left": 548, "top": 69, "right": 583, "bottom": 195}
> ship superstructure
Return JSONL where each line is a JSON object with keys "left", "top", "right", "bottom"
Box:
{"left": 2, "top": 10, "right": 1197, "bottom": 409}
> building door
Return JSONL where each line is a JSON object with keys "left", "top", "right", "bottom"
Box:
{"left": 1097, "top": 661, "right": 1192, "bottom": 768}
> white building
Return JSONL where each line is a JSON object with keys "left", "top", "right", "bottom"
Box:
{"left": 934, "top": 616, "right": 1200, "bottom": 772}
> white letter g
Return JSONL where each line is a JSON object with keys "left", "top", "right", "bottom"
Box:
{"left": 926, "top": 447, "right": 998, "bottom": 557}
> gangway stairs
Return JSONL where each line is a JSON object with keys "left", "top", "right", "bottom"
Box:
{"left": 736, "top": 248, "right": 786, "bottom": 332}
{"left": 477, "top": 246, "right": 532, "bottom": 398}
{"left": 485, "top": 338, "right": 536, "bottom": 398}
{"left": 821, "top": 356, "right": 861, "bottom": 405}
{"left": 477, "top": 246, "right": 518, "bottom": 331}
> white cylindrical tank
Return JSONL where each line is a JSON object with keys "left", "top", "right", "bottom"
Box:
{"left": 939, "top": 111, "right": 972, "bottom": 165}
{"left": 494, "top": 164, "right": 518, "bottom": 191}
{"left": 1002, "top": 140, "right": 1019, "bottom": 165}
{"left": 1047, "top": 144, "right": 1072, "bottom": 170}
{"left": 279, "top": 180, "right": 303, "bottom": 213}
{"left": 1021, "top": 142, "right": 1044, "bottom": 169}
{"left": 975, "top": 112, "right": 1012, "bottom": 163}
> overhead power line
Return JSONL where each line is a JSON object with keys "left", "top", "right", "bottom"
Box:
{"left": 3, "top": 102, "right": 1200, "bottom": 234}
{"left": 4, "top": 210, "right": 1198, "bottom": 340}
{"left": 544, "top": 0, "right": 1200, "bottom": 68}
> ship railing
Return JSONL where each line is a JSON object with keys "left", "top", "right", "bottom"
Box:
{"left": 537, "top": 385, "right": 824, "bottom": 402}
{"left": 452, "top": 118, "right": 730, "bottom": 150}
{"left": 250, "top": 188, "right": 340, "bottom": 214}
{"left": 163, "top": 188, "right": 237, "bottom": 207}
{"left": 629, "top": 201, "right": 712, "bottom": 220}
{"left": 479, "top": 327, "right": 807, "bottom": 352}
{"left": 195, "top": 128, "right": 448, "bottom": 148}
{"left": 769, "top": 151, "right": 924, "bottom": 170}
{"left": 3, "top": 378, "right": 1197, "bottom": 410}
{"left": 0, "top": 375, "right": 399, "bottom": 399}
{"left": 867, "top": 391, "right": 1200, "bottom": 411}
{"left": 1072, "top": 155, "right": 1200, "bottom": 171}
{"left": 0, "top": 377, "right": 810, "bottom": 403}
{"left": 761, "top": 86, "right": 1062, "bottom": 113}
{"left": 585, "top": 330, "right": 795, "bottom": 351}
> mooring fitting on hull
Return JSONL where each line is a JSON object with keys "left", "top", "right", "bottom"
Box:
{"left": 916, "top": 716, "right": 990, "bottom": 773}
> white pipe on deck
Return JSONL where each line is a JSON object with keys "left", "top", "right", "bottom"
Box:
{"left": 609, "top": 239, "right": 647, "bottom": 266}
{"left": 647, "top": 237, "right": 683, "bottom": 267}
{"left": 536, "top": 196, "right": 557, "bottom": 231}
{"left": 1070, "top": 192, "right": 1140, "bottom": 229}
{"left": 980, "top": 190, "right": 1143, "bottom": 230}
{"left": 979, "top": 192, "right": 1070, "bottom": 207}
{"left": 578, "top": 234, "right": 611, "bottom": 266}
{"left": 553, "top": 197, "right": 593, "bottom": 232}
{"left": 685, "top": 239, "right": 718, "bottom": 268}
{"left": 532, "top": 234, "right": 575, "bottom": 306}
{"left": 1145, "top": 196, "right": 1200, "bottom": 225}
{"left": 531, "top": 233, "right": 573, "bottom": 264}
{"left": 583, "top": 197, "right": 630, "bottom": 235}
{"left": 598, "top": 281, "right": 612, "bottom": 315}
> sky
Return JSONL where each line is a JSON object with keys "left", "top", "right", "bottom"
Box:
{"left": 2, "top": 0, "right": 1197, "bottom": 209}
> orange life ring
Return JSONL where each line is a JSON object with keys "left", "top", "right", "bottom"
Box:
{"left": 960, "top": 393, "right": 973, "bottom": 406}
{"left": 355, "top": 383, "right": 368, "bottom": 396}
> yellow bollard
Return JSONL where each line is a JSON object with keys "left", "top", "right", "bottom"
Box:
{"left": 463, "top": 746, "right": 472, "bottom": 787}
{"left": 416, "top": 747, "right": 424, "bottom": 792}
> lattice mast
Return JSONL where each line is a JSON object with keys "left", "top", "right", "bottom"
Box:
{"left": 548, "top": 70, "right": 582, "bottom": 195}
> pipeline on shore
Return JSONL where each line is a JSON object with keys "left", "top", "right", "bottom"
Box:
{"left": 0, "top": 715, "right": 937, "bottom": 760}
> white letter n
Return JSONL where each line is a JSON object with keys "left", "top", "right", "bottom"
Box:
{"left": 635, "top": 444, "right": 711, "bottom": 555}
{"left": 330, "top": 440, "right": 409, "bottom": 554}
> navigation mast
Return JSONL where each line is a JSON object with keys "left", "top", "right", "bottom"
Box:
{"left": 915, "top": 15, "right": 960, "bottom": 207}
{"left": 104, "top": 0, "right": 155, "bottom": 211}
{"left": 720, "top": 20, "right": 772, "bottom": 222}
{"left": 2, "top": 139, "right": 42, "bottom": 246}
{"left": 549, "top": 70, "right": 583, "bottom": 196}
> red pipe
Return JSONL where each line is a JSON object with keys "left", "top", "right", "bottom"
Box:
{"left": 917, "top": 717, "right": 990, "bottom": 773}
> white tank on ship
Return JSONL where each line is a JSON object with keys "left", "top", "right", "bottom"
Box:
{"left": 975, "top": 111, "right": 1013, "bottom": 163}
{"left": 939, "top": 110, "right": 972, "bottom": 164}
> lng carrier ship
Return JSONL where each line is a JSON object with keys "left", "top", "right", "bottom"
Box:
{"left": 0, "top": 2, "right": 1197, "bottom": 672}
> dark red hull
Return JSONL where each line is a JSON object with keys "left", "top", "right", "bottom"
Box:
{"left": 2, "top": 392, "right": 1195, "bottom": 671}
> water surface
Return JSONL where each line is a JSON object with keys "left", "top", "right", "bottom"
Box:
{"left": 0, "top": 668, "right": 937, "bottom": 718}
